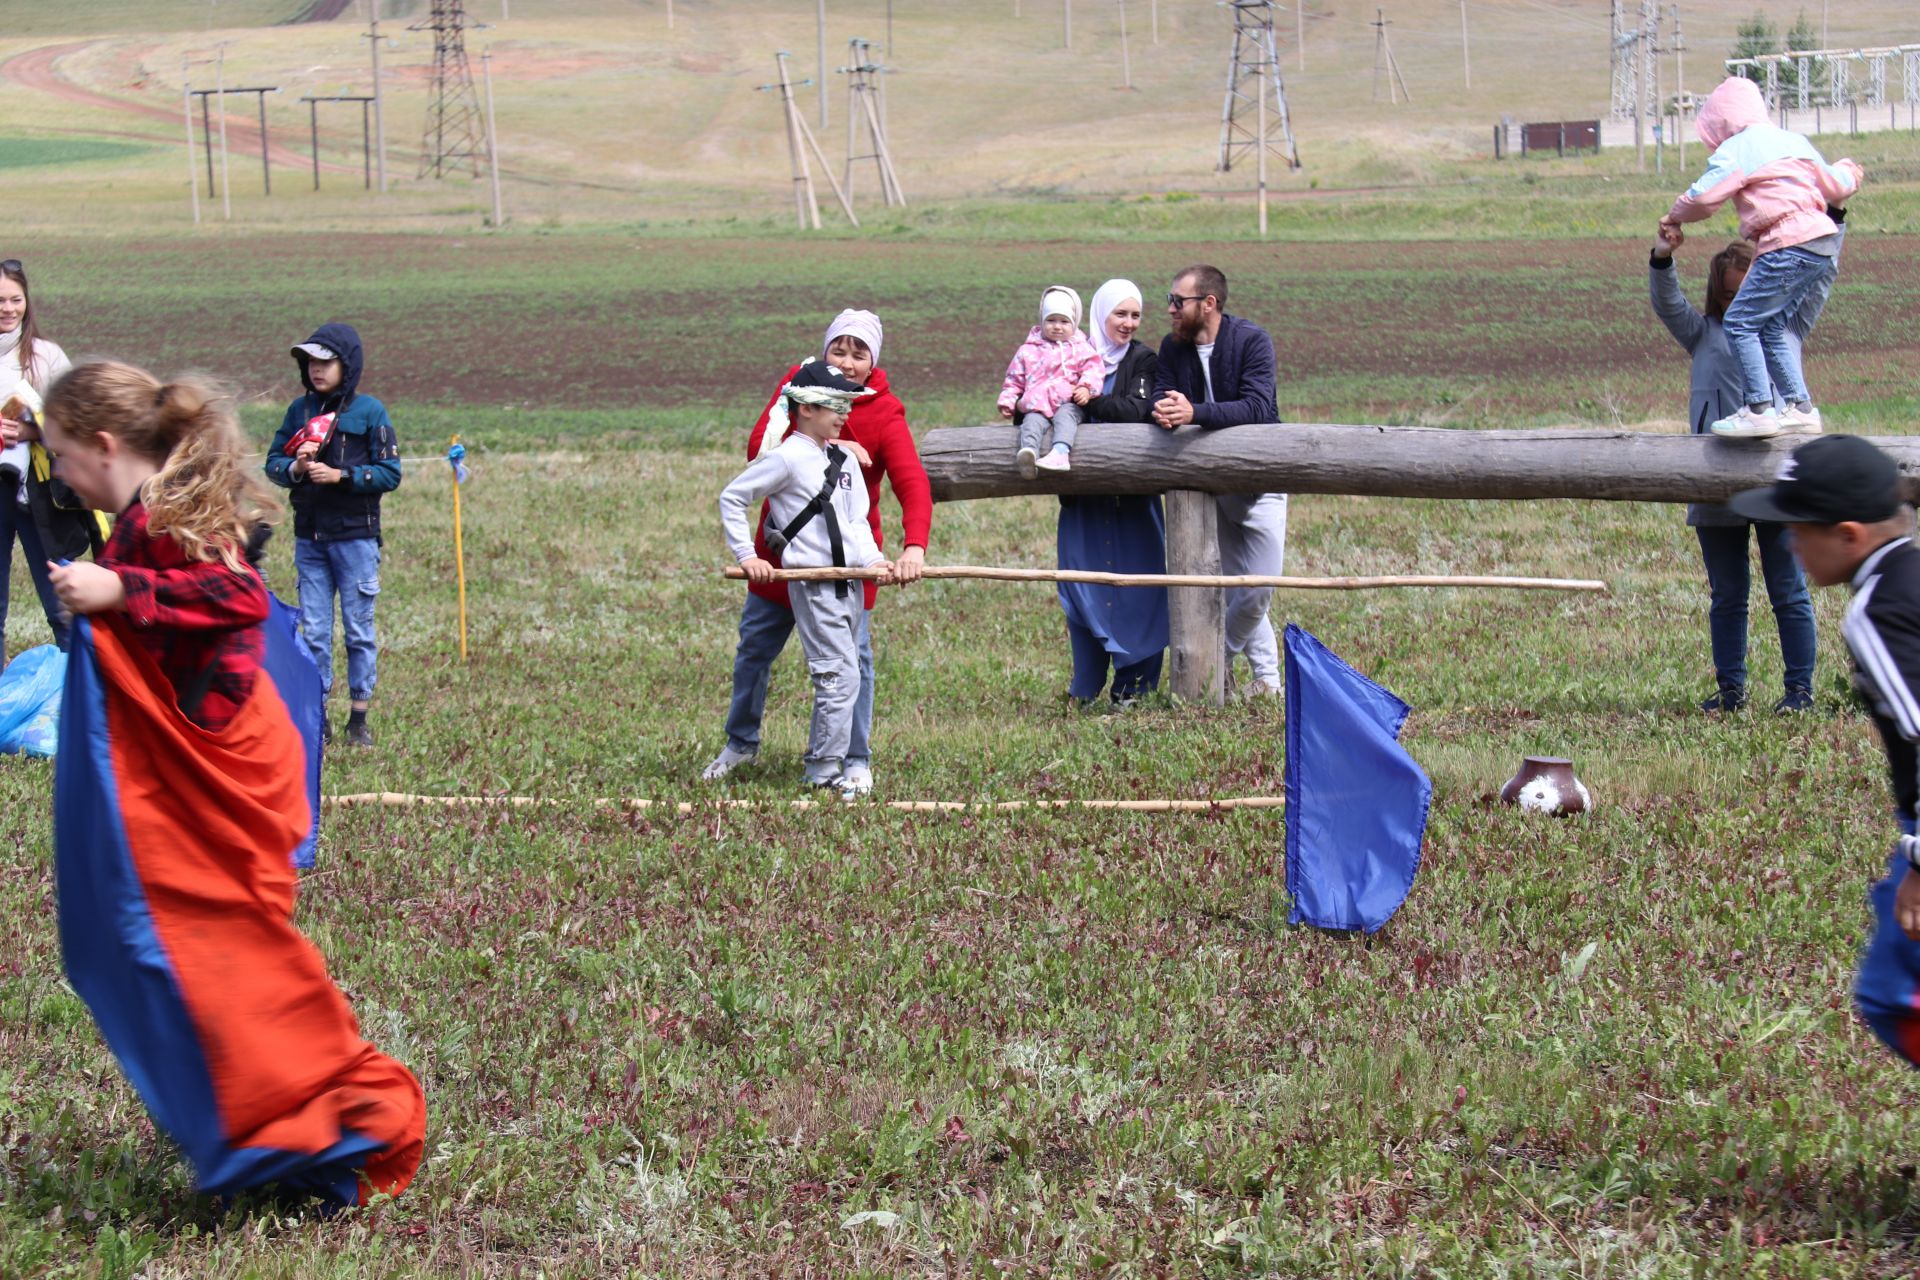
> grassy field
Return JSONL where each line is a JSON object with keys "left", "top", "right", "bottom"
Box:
{"left": 1, "top": 223, "right": 1920, "bottom": 1276}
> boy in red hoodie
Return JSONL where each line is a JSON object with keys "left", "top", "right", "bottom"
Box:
{"left": 703, "top": 310, "right": 932, "bottom": 796}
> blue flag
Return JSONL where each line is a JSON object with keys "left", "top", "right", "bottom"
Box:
{"left": 1283, "top": 624, "right": 1431, "bottom": 933}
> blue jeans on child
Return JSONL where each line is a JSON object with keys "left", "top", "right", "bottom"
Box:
{"left": 1722, "top": 245, "right": 1835, "bottom": 406}
{"left": 1695, "top": 522, "right": 1816, "bottom": 693}
{"left": 0, "top": 499, "right": 68, "bottom": 651}
{"left": 725, "top": 591, "right": 873, "bottom": 769}
{"left": 294, "top": 537, "right": 381, "bottom": 702}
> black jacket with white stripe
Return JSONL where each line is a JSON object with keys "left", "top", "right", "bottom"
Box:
{"left": 1844, "top": 537, "right": 1920, "bottom": 825}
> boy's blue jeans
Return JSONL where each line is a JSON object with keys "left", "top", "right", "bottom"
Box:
{"left": 294, "top": 537, "right": 380, "bottom": 703}
{"left": 1722, "top": 245, "right": 1835, "bottom": 407}
{"left": 1695, "top": 522, "right": 1816, "bottom": 694}
{"left": 725, "top": 591, "right": 872, "bottom": 770}
{"left": 0, "top": 499, "right": 68, "bottom": 651}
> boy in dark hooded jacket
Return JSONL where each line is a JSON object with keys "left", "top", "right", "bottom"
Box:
{"left": 264, "top": 323, "right": 401, "bottom": 747}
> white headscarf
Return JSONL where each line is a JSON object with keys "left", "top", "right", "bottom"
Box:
{"left": 823, "top": 308, "right": 883, "bottom": 367}
{"left": 1087, "top": 278, "right": 1143, "bottom": 376}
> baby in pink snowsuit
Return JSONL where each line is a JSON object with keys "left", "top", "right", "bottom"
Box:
{"left": 997, "top": 285, "right": 1103, "bottom": 478}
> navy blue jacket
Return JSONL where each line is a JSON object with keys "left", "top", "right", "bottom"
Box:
{"left": 264, "top": 323, "right": 402, "bottom": 543}
{"left": 1151, "top": 313, "right": 1280, "bottom": 428}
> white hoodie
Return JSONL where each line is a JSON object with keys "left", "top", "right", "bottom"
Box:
{"left": 719, "top": 432, "right": 883, "bottom": 571}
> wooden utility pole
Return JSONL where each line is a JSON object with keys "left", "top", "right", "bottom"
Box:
{"left": 1459, "top": 0, "right": 1470, "bottom": 89}
{"left": 1371, "top": 9, "right": 1411, "bottom": 103}
{"left": 182, "top": 75, "right": 200, "bottom": 225}
{"left": 1297, "top": 0, "right": 1305, "bottom": 70}
{"left": 482, "top": 50, "right": 504, "bottom": 227}
{"left": 1151, "top": 0, "right": 1159, "bottom": 43}
{"left": 1256, "top": 60, "right": 1268, "bottom": 236}
{"left": 760, "top": 53, "right": 858, "bottom": 230}
{"left": 1672, "top": 4, "right": 1686, "bottom": 171}
{"left": 216, "top": 48, "right": 232, "bottom": 220}
{"left": 1119, "top": 0, "right": 1132, "bottom": 89}
{"left": 817, "top": 0, "right": 829, "bottom": 130}
{"left": 368, "top": 14, "right": 388, "bottom": 192}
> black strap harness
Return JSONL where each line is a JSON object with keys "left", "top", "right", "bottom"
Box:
{"left": 766, "top": 445, "right": 850, "bottom": 599}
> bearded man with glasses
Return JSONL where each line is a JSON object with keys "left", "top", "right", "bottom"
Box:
{"left": 1149, "top": 264, "right": 1284, "bottom": 698}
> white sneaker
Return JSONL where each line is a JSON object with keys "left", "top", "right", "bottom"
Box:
{"left": 701, "top": 744, "right": 757, "bottom": 781}
{"left": 840, "top": 763, "right": 874, "bottom": 797}
{"left": 1709, "top": 405, "right": 1783, "bottom": 439}
{"left": 1035, "top": 450, "right": 1071, "bottom": 472}
{"left": 1777, "top": 403, "right": 1824, "bottom": 433}
{"left": 1016, "top": 446, "right": 1038, "bottom": 479}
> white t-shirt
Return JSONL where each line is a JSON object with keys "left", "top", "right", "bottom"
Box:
{"left": 0, "top": 338, "right": 68, "bottom": 505}
{"left": 1195, "top": 341, "right": 1215, "bottom": 403}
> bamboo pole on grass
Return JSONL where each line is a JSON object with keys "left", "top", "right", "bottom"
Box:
{"left": 723, "top": 564, "right": 1610, "bottom": 593}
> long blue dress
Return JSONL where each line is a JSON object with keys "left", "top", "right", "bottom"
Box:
{"left": 1056, "top": 368, "right": 1169, "bottom": 700}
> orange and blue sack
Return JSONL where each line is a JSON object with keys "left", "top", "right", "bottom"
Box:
{"left": 53, "top": 612, "right": 425, "bottom": 1206}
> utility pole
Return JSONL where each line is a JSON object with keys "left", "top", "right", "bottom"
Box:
{"left": 1064, "top": 0, "right": 1072, "bottom": 50}
{"left": 1635, "top": 0, "right": 1653, "bottom": 173}
{"left": 216, "top": 46, "right": 232, "bottom": 220}
{"left": 1152, "top": 0, "right": 1159, "bottom": 44}
{"left": 1256, "top": 56, "right": 1268, "bottom": 237}
{"left": 1297, "top": 1, "right": 1305, "bottom": 71}
{"left": 182, "top": 72, "right": 201, "bottom": 225}
{"left": 1672, "top": 3, "right": 1685, "bottom": 170}
{"left": 817, "top": 0, "right": 829, "bottom": 130}
{"left": 841, "top": 38, "right": 905, "bottom": 207}
{"left": 413, "top": 0, "right": 487, "bottom": 178}
{"left": 759, "top": 52, "right": 858, "bottom": 230}
{"left": 1119, "top": 0, "right": 1132, "bottom": 89}
{"left": 1458, "top": 0, "right": 1470, "bottom": 90}
{"left": 367, "top": 12, "right": 388, "bottom": 192}
{"left": 1651, "top": 7, "right": 1663, "bottom": 175}
{"left": 1371, "top": 8, "right": 1410, "bottom": 104}
{"left": 482, "top": 49, "right": 503, "bottom": 227}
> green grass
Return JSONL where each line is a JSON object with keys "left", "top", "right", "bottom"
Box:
{"left": 0, "top": 138, "right": 152, "bottom": 170}
{"left": 4, "top": 218, "right": 1920, "bottom": 1274}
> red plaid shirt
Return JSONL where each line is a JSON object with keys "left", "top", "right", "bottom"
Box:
{"left": 101, "top": 501, "right": 270, "bottom": 731}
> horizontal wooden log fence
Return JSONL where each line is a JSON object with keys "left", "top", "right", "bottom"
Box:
{"left": 721, "top": 564, "right": 1609, "bottom": 592}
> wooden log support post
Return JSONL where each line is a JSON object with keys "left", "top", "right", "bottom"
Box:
{"left": 1165, "top": 491, "right": 1225, "bottom": 704}
{"left": 917, "top": 422, "right": 1920, "bottom": 707}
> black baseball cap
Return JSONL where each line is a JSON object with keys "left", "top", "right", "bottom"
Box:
{"left": 1727, "top": 435, "right": 1904, "bottom": 525}
{"left": 786, "top": 362, "right": 867, "bottom": 396}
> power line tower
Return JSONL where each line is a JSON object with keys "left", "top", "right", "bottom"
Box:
{"left": 1216, "top": 0, "right": 1300, "bottom": 173}
{"left": 413, "top": 0, "right": 487, "bottom": 178}
{"left": 1609, "top": 0, "right": 1638, "bottom": 121}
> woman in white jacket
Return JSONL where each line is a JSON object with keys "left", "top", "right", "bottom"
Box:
{"left": 0, "top": 259, "right": 78, "bottom": 651}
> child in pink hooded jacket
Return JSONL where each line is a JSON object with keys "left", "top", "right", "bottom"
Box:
{"left": 1660, "top": 75, "right": 1862, "bottom": 440}
{"left": 998, "top": 285, "right": 1104, "bottom": 478}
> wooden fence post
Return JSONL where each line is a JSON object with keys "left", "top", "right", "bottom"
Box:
{"left": 1165, "top": 490, "right": 1225, "bottom": 705}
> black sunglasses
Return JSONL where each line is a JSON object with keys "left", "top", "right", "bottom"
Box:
{"left": 1167, "top": 292, "right": 1208, "bottom": 309}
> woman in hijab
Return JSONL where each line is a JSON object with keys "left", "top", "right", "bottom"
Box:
{"left": 1055, "top": 279, "right": 1167, "bottom": 707}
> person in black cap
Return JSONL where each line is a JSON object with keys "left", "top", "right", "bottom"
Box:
{"left": 1729, "top": 435, "right": 1920, "bottom": 1064}
{"left": 263, "top": 324, "right": 401, "bottom": 748}
{"left": 718, "top": 362, "right": 894, "bottom": 799}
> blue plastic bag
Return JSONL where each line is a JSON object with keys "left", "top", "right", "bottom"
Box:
{"left": 0, "top": 645, "right": 65, "bottom": 758}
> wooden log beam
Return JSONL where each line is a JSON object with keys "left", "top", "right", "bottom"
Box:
{"left": 918, "top": 423, "right": 1920, "bottom": 504}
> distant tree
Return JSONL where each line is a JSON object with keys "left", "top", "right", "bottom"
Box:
{"left": 1730, "top": 11, "right": 1778, "bottom": 83}
{"left": 1783, "top": 9, "right": 1830, "bottom": 101}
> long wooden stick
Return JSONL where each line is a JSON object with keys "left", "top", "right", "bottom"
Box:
{"left": 723, "top": 564, "right": 1609, "bottom": 593}
{"left": 327, "top": 792, "right": 1287, "bottom": 813}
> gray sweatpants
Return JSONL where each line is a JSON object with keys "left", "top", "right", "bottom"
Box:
{"left": 788, "top": 580, "right": 865, "bottom": 782}
{"left": 1018, "top": 403, "right": 1083, "bottom": 454}
{"left": 1216, "top": 492, "right": 1288, "bottom": 684}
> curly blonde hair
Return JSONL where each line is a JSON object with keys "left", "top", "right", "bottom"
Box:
{"left": 44, "top": 361, "right": 279, "bottom": 574}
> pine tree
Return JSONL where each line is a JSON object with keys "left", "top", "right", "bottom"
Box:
{"left": 1730, "top": 11, "right": 1777, "bottom": 83}
{"left": 1783, "top": 9, "right": 1828, "bottom": 101}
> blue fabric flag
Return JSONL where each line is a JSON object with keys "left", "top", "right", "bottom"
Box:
{"left": 447, "top": 441, "right": 470, "bottom": 485}
{"left": 1283, "top": 624, "right": 1432, "bottom": 933}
